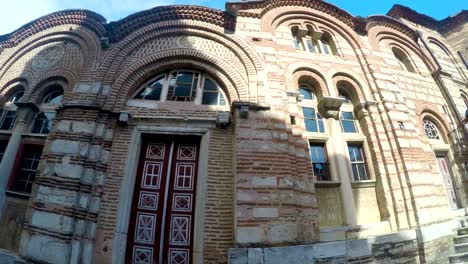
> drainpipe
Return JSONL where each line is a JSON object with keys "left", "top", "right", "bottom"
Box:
{"left": 416, "top": 30, "right": 468, "bottom": 147}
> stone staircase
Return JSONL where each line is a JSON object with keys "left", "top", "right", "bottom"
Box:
{"left": 450, "top": 217, "right": 468, "bottom": 264}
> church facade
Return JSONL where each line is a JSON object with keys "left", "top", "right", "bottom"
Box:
{"left": 0, "top": 1, "right": 467, "bottom": 263}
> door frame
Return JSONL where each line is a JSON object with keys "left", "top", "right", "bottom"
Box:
{"left": 112, "top": 123, "right": 212, "bottom": 264}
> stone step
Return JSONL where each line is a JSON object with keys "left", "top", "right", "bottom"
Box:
{"left": 455, "top": 235, "right": 468, "bottom": 245}
{"left": 460, "top": 227, "right": 468, "bottom": 236}
{"left": 450, "top": 252, "right": 468, "bottom": 263}
{"left": 455, "top": 243, "right": 468, "bottom": 254}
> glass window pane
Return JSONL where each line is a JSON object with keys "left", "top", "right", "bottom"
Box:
{"left": 358, "top": 164, "right": 368, "bottom": 180}
{"left": 302, "top": 108, "right": 316, "bottom": 118}
{"left": 135, "top": 78, "right": 163, "bottom": 100}
{"left": 305, "top": 120, "right": 318, "bottom": 132}
{"left": 318, "top": 120, "right": 324, "bottom": 133}
{"left": 299, "top": 87, "right": 313, "bottom": 100}
{"left": 352, "top": 164, "right": 359, "bottom": 181}
{"left": 177, "top": 72, "right": 193, "bottom": 83}
{"left": 342, "top": 120, "right": 357, "bottom": 133}
{"left": 342, "top": 111, "right": 354, "bottom": 120}
{"left": 174, "top": 84, "right": 191, "bottom": 97}
{"left": 0, "top": 111, "right": 16, "bottom": 130}
{"left": 202, "top": 92, "right": 219, "bottom": 105}
{"left": 12, "top": 147, "right": 43, "bottom": 194}
{"left": 203, "top": 79, "right": 218, "bottom": 91}
{"left": 218, "top": 94, "right": 226, "bottom": 105}
{"left": 348, "top": 146, "right": 357, "bottom": 162}
{"left": 306, "top": 39, "right": 316, "bottom": 53}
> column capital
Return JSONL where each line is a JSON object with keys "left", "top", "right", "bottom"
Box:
{"left": 14, "top": 102, "right": 39, "bottom": 124}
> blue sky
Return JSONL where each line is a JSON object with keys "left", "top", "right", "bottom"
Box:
{"left": 0, "top": 0, "right": 466, "bottom": 35}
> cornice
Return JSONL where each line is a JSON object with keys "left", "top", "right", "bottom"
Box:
{"left": 388, "top": 4, "right": 468, "bottom": 35}
{"left": 227, "top": 0, "right": 355, "bottom": 29}
{"left": 106, "top": 5, "right": 236, "bottom": 43}
{"left": 366, "top": 15, "right": 418, "bottom": 41}
{"left": 0, "top": 10, "right": 107, "bottom": 49}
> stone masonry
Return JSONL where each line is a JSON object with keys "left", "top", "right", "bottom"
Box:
{"left": 0, "top": 1, "right": 466, "bottom": 263}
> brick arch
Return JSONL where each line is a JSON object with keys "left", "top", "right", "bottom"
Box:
{"left": 99, "top": 21, "right": 264, "bottom": 103}
{"left": 290, "top": 69, "right": 328, "bottom": 99}
{"left": 369, "top": 27, "right": 437, "bottom": 72}
{"left": 428, "top": 37, "right": 467, "bottom": 81}
{"left": 0, "top": 27, "right": 101, "bottom": 94}
{"left": 110, "top": 50, "right": 248, "bottom": 111}
{"left": 0, "top": 77, "right": 29, "bottom": 96}
{"left": 27, "top": 76, "right": 69, "bottom": 105}
{"left": 332, "top": 74, "right": 366, "bottom": 103}
{"left": 415, "top": 102, "right": 452, "bottom": 144}
{"left": 262, "top": 7, "right": 365, "bottom": 50}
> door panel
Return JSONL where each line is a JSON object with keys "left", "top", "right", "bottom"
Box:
{"left": 437, "top": 155, "right": 460, "bottom": 210}
{"left": 126, "top": 136, "right": 200, "bottom": 264}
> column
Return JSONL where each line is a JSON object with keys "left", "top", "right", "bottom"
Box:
{"left": 327, "top": 117, "right": 357, "bottom": 226}
{"left": 0, "top": 103, "right": 37, "bottom": 218}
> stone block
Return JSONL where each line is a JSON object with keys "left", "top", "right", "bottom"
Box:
{"left": 267, "top": 223, "right": 297, "bottom": 242}
{"left": 50, "top": 140, "right": 79, "bottom": 154}
{"left": 253, "top": 208, "right": 278, "bottom": 218}
{"left": 347, "top": 239, "right": 372, "bottom": 258}
{"left": 252, "top": 176, "right": 277, "bottom": 187}
{"left": 71, "top": 121, "right": 96, "bottom": 134}
{"left": 20, "top": 233, "right": 70, "bottom": 264}
{"left": 228, "top": 248, "right": 248, "bottom": 264}
{"left": 237, "top": 227, "right": 265, "bottom": 244}
{"left": 74, "top": 82, "right": 101, "bottom": 93}
{"left": 248, "top": 248, "right": 264, "bottom": 264}
{"left": 264, "top": 246, "right": 313, "bottom": 264}
{"left": 313, "top": 241, "right": 346, "bottom": 258}
{"left": 36, "top": 186, "right": 77, "bottom": 207}
{"left": 31, "top": 211, "right": 73, "bottom": 234}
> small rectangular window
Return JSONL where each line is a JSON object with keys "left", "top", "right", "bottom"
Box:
{"left": 310, "top": 143, "right": 330, "bottom": 181}
{"left": 0, "top": 111, "right": 17, "bottom": 130}
{"left": 303, "top": 107, "right": 324, "bottom": 133}
{"left": 341, "top": 111, "right": 357, "bottom": 133}
{"left": 348, "top": 144, "right": 368, "bottom": 181}
{"left": 10, "top": 145, "right": 43, "bottom": 194}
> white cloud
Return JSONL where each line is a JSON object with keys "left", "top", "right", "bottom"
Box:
{"left": 0, "top": 0, "right": 226, "bottom": 35}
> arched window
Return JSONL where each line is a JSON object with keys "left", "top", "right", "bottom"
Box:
{"left": 319, "top": 33, "right": 337, "bottom": 55}
{"left": 42, "top": 90, "right": 63, "bottom": 104}
{"left": 338, "top": 87, "right": 357, "bottom": 133}
{"left": 299, "top": 85, "right": 314, "bottom": 100}
{"left": 132, "top": 70, "right": 227, "bottom": 106}
{"left": 291, "top": 26, "right": 337, "bottom": 56}
{"left": 392, "top": 47, "right": 416, "bottom": 73}
{"left": 32, "top": 88, "right": 63, "bottom": 134}
{"left": 0, "top": 89, "right": 24, "bottom": 130}
{"left": 291, "top": 26, "right": 305, "bottom": 51}
{"left": 423, "top": 119, "right": 440, "bottom": 140}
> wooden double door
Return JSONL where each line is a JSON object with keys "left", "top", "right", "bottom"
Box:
{"left": 126, "top": 135, "right": 200, "bottom": 264}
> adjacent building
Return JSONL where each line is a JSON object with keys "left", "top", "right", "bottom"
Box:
{"left": 0, "top": 1, "right": 467, "bottom": 263}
